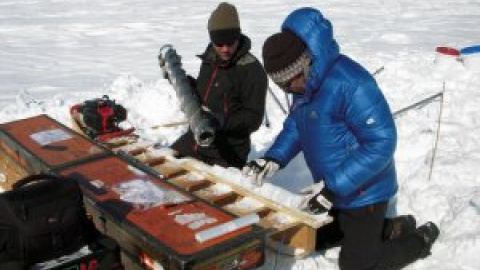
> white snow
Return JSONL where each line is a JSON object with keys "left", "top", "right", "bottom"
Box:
{"left": 1, "top": 0, "right": 480, "bottom": 269}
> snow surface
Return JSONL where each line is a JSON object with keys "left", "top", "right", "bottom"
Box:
{"left": 1, "top": 0, "right": 480, "bottom": 269}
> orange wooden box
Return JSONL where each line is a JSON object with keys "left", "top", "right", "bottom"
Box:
{"left": 55, "top": 155, "right": 265, "bottom": 270}
{"left": 0, "top": 115, "right": 266, "bottom": 269}
{"left": 0, "top": 114, "right": 109, "bottom": 175}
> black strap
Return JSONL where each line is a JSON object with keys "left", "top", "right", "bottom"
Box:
{"left": 12, "top": 174, "right": 67, "bottom": 190}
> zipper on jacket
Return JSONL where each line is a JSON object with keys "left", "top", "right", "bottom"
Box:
{"left": 203, "top": 66, "right": 219, "bottom": 103}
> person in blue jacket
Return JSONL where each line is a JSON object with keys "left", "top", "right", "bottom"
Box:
{"left": 243, "top": 7, "right": 439, "bottom": 270}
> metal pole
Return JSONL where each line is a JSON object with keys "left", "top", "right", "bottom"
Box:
{"left": 284, "top": 92, "right": 291, "bottom": 113}
{"left": 393, "top": 92, "right": 444, "bottom": 119}
{"left": 372, "top": 66, "right": 385, "bottom": 77}
{"left": 428, "top": 83, "right": 446, "bottom": 181}
{"left": 267, "top": 86, "right": 288, "bottom": 115}
{"left": 264, "top": 110, "right": 271, "bottom": 128}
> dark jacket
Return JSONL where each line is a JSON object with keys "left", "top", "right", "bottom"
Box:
{"left": 171, "top": 35, "right": 268, "bottom": 168}
{"left": 265, "top": 8, "right": 398, "bottom": 209}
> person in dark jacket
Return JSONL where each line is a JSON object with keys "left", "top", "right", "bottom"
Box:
{"left": 171, "top": 2, "right": 268, "bottom": 169}
{"left": 242, "top": 7, "right": 439, "bottom": 270}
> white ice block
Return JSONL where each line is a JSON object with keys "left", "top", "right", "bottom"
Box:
{"left": 194, "top": 213, "right": 260, "bottom": 243}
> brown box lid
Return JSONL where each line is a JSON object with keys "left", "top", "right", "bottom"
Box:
{"left": 0, "top": 114, "right": 108, "bottom": 172}
{"left": 58, "top": 155, "right": 254, "bottom": 256}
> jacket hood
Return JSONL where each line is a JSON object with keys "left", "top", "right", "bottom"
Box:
{"left": 281, "top": 8, "right": 340, "bottom": 98}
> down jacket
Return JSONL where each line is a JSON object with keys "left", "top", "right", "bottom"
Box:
{"left": 265, "top": 8, "right": 398, "bottom": 209}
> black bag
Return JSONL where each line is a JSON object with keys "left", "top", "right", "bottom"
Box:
{"left": 0, "top": 174, "right": 99, "bottom": 266}
{"left": 79, "top": 95, "right": 127, "bottom": 136}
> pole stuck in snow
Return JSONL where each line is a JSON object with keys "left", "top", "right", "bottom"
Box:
{"left": 428, "top": 83, "right": 446, "bottom": 181}
{"left": 158, "top": 45, "right": 218, "bottom": 147}
{"left": 267, "top": 86, "right": 288, "bottom": 115}
{"left": 390, "top": 87, "right": 445, "bottom": 182}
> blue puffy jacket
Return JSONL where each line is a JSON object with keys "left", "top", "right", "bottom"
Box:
{"left": 265, "top": 8, "right": 398, "bottom": 209}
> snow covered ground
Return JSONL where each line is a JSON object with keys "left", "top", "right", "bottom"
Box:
{"left": 1, "top": 0, "right": 479, "bottom": 269}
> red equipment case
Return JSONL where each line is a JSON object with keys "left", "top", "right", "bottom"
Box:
{"left": 55, "top": 155, "right": 265, "bottom": 270}
{"left": 0, "top": 114, "right": 109, "bottom": 175}
{"left": 0, "top": 115, "right": 266, "bottom": 270}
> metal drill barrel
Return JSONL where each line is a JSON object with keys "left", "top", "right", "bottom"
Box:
{"left": 158, "top": 45, "right": 216, "bottom": 147}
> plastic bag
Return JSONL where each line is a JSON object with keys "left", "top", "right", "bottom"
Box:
{"left": 112, "top": 179, "right": 190, "bottom": 210}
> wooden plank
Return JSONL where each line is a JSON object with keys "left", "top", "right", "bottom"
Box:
{"left": 152, "top": 161, "right": 187, "bottom": 178}
{"left": 177, "top": 157, "right": 332, "bottom": 229}
{"left": 223, "top": 197, "right": 269, "bottom": 217}
{"left": 267, "top": 224, "right": 317, "bottom": 258}
{"left": 193, "top": 183, "right": 239, "bottom": 206}
{"left": 167, "top": 173, "right": 211, "bottom": 192}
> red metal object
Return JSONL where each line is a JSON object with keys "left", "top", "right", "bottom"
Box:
{"left": 70, "top": 103, "right": 136, "bottom": 142}
{"left": 436, "top": 46, "right": 460, "bottom": 56}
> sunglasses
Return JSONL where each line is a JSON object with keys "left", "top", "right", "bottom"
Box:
{"left": 213, "top": 40, "right": 237, "bottom": 47}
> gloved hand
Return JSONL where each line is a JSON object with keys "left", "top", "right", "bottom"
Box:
{"left": 201, "top": 106, "right": 223, "bottom": 127}
{"left": 242, "top": 158, "right": 280, "bottom": 186}
{"left": 299, "top": 181, "right": 334, "bottom": 215}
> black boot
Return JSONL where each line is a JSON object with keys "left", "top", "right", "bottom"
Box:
{"left": 415, "top": 222, "right": 440, "bottom": 258}
{"left": 383, "top": 214, "right": 417, "bottom": 240}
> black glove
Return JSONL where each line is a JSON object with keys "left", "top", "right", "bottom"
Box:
{"left": 187, "top": 75, "right": 197, "bottom": 89}
{"left": 299, "top": 181, "right": 334, "bottom": 215}
{"left": 201, "top": 106, "right": 222, "bottom": 130}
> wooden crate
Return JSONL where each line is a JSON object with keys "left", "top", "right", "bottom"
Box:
{"left": 113, "top": 144, "right": 332, "bottom": 258}
{"left": 0, "top": 114, "right": 332, "bottom": 258}
{"left": 55, "top": 155, "right": 266, "bottom": 270}
{"left": 0, "top": 147, "right": 29, "bottom": 190}
{"left": 0, "top": 114, "right": 110, "bottom": 182}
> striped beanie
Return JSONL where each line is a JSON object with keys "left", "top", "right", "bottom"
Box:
{"left": 262, "top": 30, "right": 310, "bottom": 85}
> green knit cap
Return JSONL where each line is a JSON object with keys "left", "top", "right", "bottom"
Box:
{"left": 207, "top": 2, "right": 241, "bottom": 44}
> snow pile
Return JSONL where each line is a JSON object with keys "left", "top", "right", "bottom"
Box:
{"left": 1, "top": 0, "right": 479, "bottom": 269}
